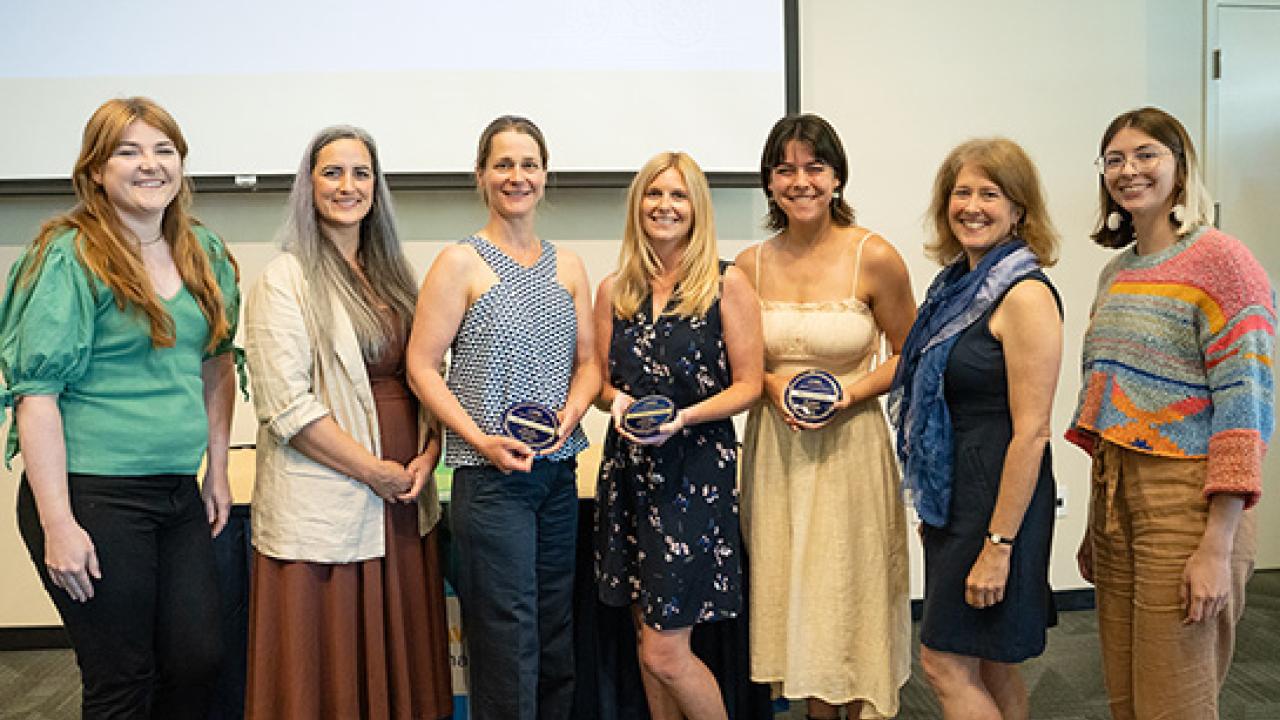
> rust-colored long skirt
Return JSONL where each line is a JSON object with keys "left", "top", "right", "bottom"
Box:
{"left": 246, "top": 332, "right": 452, "bottom": 719}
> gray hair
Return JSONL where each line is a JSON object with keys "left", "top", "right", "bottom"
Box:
{"left": 277, "top": 125, "right": 418, "bottom": 360}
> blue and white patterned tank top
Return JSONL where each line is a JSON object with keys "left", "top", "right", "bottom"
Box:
{"left": 445, "top": 235, "right": 589, "bottom": 467}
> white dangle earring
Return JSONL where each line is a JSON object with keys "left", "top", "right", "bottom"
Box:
{"left": 1171, "top": 204, "right": 1186, "bottom": 224}
{"left": 1106, "top": 211, "right": 1124, "bottom": 231}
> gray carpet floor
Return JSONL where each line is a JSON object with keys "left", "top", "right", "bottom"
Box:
{"left": 782, "top": 570, "right": 1280, "bottom": 719}
{"left": 2, "top": 571, "right": 1277, "bottom": 719}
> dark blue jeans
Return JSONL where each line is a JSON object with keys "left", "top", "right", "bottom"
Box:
{"left": 17, "top": 473, "right": 222, "bottom": 720}
{"left": 451, "top": 458, "right": 578, "bottom": 720}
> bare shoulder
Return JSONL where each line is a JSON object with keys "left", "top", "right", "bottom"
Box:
{"left": 854, "top": 229, "right": 912, "bottom": 304}
{"left": 721, "top": 264, "right": 754, "bottom": 299}
{"left": 554, "top": 247, "right": 591, "bottom": 302}
{"left": 1002, "top": 276, "right": 1058, "bottom": 312}
{"left": 732, "top": 243, "right": 763, "bottom": 287}
{"left": 430, "top": 242, "right": 482, "bottom": 275}
{"left": 992, "top": 277, "right": 1061, "bottom": 340}
{"left": 720, "top": 265, "right": 760, "bottom": 330}
{"left": 857, "top": 229, "right": 908, "bottom": 273}
{"left": 556, "top": 244, "right": 591, "bottom": 289}
{"left": 595, "top": 271, "right": 619, "bottom": 301}
{"left": 555, "top": 244, "right": 587, "bottom": 273}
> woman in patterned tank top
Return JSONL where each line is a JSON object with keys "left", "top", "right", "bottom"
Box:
{"left": 406, "top": 116, "right": 600, "bottom": 720}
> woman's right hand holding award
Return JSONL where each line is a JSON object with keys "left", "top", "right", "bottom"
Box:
{"left": 474, "top": 432, "right": 535, "bottom": 474}
{"left": 609, "top": 391, "right": 636, "bottom": 438}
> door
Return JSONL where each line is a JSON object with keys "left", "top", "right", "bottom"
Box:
{"left": 1210, "top": 1, "right": 1280, "bottom": 567}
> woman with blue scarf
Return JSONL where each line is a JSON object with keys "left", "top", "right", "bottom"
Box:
{"left": 890, "top": 138, "right": 1062, "bottom": 718}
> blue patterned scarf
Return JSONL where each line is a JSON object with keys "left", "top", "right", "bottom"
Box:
{"left": 888, "top": 240, "right": 1040, "bottom": 527}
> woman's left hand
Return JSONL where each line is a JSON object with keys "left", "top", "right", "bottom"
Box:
{"left": 201, "top": 470, "right": 232, "bottom": 538}
{"left": 791, "top": 392, "right": 854, "bottom": 431}
{"left": 625, "top": 409, "right": 688, "bottom": 447}
{"left": 399, "top": 448, "right": 440, "bottom": 504}
{"left": 1181, "top": 546, "right": 1232, "bottom": 624}
{"left": 541, "top": 404, "right": 586, "bottom": 456}
{"left": 1076, "top": 528, "right": 1095, "bottom": 584}
{"left": 965, "top": 542, "right": 1012, "bottom": 609}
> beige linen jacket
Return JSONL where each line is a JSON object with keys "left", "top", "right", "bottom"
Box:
{"left": 244, "top": 252, "right": 440, "bottom": 563}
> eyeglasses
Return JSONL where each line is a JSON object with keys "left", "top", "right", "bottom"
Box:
{"left": 1095, "top": 149, "right": 1172, "bottom": 176}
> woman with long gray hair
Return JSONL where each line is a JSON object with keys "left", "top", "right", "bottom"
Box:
{"left": 243, "top": 125, "right": 452, "bottom": 719}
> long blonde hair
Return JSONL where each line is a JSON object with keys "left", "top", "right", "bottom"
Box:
{"left": 20, "top": 97, "right": 234, "bottom": 352}
{"left": 613, "top": 152, "right": 720, "bottom": 319}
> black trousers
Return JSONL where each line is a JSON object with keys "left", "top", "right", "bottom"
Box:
{"left": 451, "top": 459, "right": 578, "bottom": 720}
{"left": 17, "top": 473, "right": 223, "bottom": 720}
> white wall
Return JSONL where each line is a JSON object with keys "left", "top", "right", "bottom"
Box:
{"left": 796, "top": 0, "right": 1266, "bottom": 595}
{"left": 3, "top": 0, "right": 1274, "bottom": 629}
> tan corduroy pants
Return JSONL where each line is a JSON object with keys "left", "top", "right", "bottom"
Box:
{"left": 1088, "top": 441, "right": 1257, "bottom": 720}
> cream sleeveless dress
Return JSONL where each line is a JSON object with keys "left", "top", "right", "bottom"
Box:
{"left": 740, "top": 234, "right": 911, "bottom": 717}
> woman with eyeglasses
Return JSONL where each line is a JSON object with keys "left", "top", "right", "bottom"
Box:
{"left": 1069, "top": 106, "right": 1273, "bottom": 720}
{"left": 734, "top": 114, "right": 916, "bottom": 720}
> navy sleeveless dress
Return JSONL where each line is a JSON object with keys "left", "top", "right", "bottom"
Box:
{"left": 918, "top": 272, "right": 1059, "bottom": 662}
{"left": 594, "top": 277, "right": 743, "bottom": 630}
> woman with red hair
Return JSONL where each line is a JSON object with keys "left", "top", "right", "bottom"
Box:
{"left": 2, "top": 97, "right": 240, "bottom": 718}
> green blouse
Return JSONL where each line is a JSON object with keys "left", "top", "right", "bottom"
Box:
{"left": 0, "top": 225, "right": 241, "bottom": 475}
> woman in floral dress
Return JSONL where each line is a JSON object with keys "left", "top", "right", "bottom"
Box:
{"left": 594, "top": 151, "right": 763, "bottom": 720}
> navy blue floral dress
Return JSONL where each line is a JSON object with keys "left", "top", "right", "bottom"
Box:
{"left": 594, "top": 279, "right": 742, "bottom": 630}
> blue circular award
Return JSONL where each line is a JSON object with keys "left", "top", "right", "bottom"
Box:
{"left": 621, "top": 395, "right": 677, "bottom": 438}
{"left": 501, "top": 401, "right": 560, "bottom": 451}
{"left": 784, "top": 369, "right": 842, "bottom": 424}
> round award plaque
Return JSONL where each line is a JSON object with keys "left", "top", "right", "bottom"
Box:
{"left": 783, "top": 369, "right": 842, "bottom": 424}
{"left": 501, "top": 401, "right": 560, "bottom": 451}
{"left": 621, "top": 394, "right": 677, "bottom": 438}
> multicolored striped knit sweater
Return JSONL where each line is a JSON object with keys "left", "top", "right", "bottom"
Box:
{"left": 1067, "top": 226, "right": 1275, "bottom": 507}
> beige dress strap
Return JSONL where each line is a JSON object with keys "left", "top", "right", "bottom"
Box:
{"left": 853, "top": 231, "right": 884, "bottom": 367}
{"left": 851, "top": 230, "right": 878, "bottom": 298}
{"left": 753, "top": 243, "right": 764, "bottom": 289}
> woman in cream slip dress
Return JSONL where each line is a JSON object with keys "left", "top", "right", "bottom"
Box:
{"left": 740, "top": 230, "right": 913, "bottom": 718}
